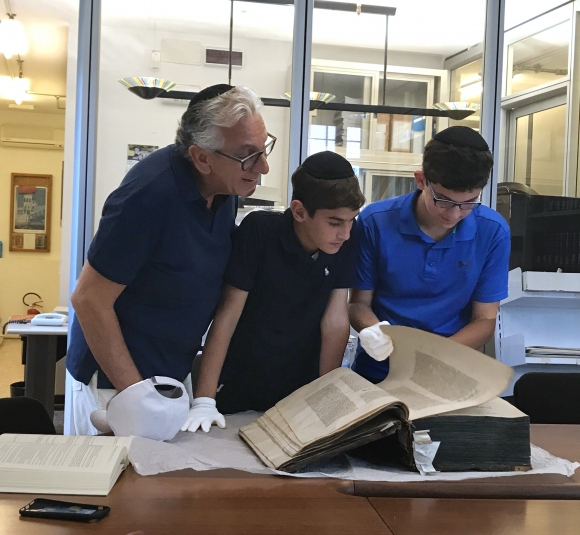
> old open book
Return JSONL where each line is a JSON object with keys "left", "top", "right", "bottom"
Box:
{"left": 240, "top": 326, "right": 516, "bottom": 472}
{"left": 0, "top": 434, "right": 131, "bottom": 495}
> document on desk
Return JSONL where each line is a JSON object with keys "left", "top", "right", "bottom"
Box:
{"left": 0, "top": 434, "right": 132, "bottom": 496}
{"left": 526, "top": 346, "right": 580, "bottom": 356}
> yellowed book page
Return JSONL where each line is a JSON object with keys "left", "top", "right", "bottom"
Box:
{"left": 239, "top": 422, "right": 291, "bottom": 469}
{"left": 258, "top": 406, "right": 303, "bottom": 457}
{"left": 0, "top": 441, "right": 126, "bottom": 473}
{"left": 275, "top": 368, "right": 401, "bottom": 446}
{"left": 434, "top": 397, "right": 527, "bottom": 419}
{"left": 0, "top": 434, "right": 133, "bottom": 450}
{"left": 377, "top": 326, "right": 513, "bottom": 420}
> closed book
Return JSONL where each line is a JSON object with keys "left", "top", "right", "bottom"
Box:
{"left": 0, "top": 434, "right": 131, "bottom": 496}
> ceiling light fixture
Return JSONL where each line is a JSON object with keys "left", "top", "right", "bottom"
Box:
{"left": 121, "top": 1, "right": 474, "bottom": 120}
{"left": 0, "top": 11, "right": 28, "bottom": 59}
{"left": 11, "top": 57, "right": 27, "bottom": 104}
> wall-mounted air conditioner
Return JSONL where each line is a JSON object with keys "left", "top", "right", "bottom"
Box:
{"left": 0, "top": 124, "right": 65, "bottom": 150}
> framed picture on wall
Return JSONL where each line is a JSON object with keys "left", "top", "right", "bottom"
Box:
{"left": 10, "top": 173, "right": 52, "bottom": 253}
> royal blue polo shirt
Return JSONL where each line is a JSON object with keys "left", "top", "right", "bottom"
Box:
{"left": 352, "top": 190, "right": 510, "bottom": 381}
{"left": 216, "top": 208, "right": 357, "bottom": 412}
{"left": 66, "top": 144, "right": 237, "bottom": 388}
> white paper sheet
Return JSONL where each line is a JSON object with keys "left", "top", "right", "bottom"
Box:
{"left": 128, "top": 413, "right": 580, "bottom": 482}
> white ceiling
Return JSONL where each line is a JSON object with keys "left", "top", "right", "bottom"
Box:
{"left": 0, "top": 0, "right": 568, "bottom": 115}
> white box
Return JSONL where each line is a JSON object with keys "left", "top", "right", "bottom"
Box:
{"left": 522, "top": 271, "right": 580, "bottom": 292}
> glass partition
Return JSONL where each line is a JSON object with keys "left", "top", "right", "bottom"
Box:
{"left": 311, "top": 70, "right": 373, "bottom": 153}
{"left": 449, "top": 58, "right": 482, "bottom": 130}
{"left": 506, "top": 20, "right": 571, "bottom": 96}
{"left": 513, "top": 101, "right": 566, "bottom": 196}
{"left": 97, "top": 0, "right": 295, "bottom": 215}
{"left": 310, "top": 0, "right": 486, "bottom": 203}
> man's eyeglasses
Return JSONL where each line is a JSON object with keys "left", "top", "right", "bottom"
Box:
{"left": 427, "top": 182, "right": 482, "bottom": 211}
{"left": 214, "top": 134, "right": 277, "bottom": 171}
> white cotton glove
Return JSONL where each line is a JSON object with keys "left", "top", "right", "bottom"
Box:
{"left": 181, "top": 397, "right": 226, "bottom": 433}
{"left": 359, "top": 321, "right": 394, "bottom": 362}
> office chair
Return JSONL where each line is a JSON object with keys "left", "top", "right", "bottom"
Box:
{"left": 0, "top": 397, "right": 56, "bottom": 435}
{"left": 513, "top": 372, "right": 580, "bottom": 424}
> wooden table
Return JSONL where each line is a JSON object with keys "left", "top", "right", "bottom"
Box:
{"left": 370, "top": 497, "right": 580, "bottom": 535}
{"left": 0, "top": 471, "right": 386, "bottom": 535}
{"left": 3, "top": 471, "right": 580, "bottom": 535}
{"left": 1, "top": 424, "right": 579, "bottom": 533}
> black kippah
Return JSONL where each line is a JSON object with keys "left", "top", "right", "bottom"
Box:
{"left": 187, "top": 84, "right": 234, "bottom": 109}
{"left": 434, "top": 126, "right": 489, "bottom": 152}
{"left": 301, "top": 151, "right": 354, "bottom": 180}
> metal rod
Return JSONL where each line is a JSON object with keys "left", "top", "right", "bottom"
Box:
{"left": 242, "top": 0, "right": 396, "bottom": 16}
{"left": 480, "top": 0, "right": 505, "bottom": 210}
{"left": 26, "top": 91, "right": 66, "bottom": 98}
{"left": 157, "top": 91, "right": 475, "bottom": 120}
{"left": 228, "top": 0, "right": 234, "bottom": 85}
{"left": 382, "top": 15, "right": 389, "bottom": 106}
{"left": 287, "top": 0, "right": 313, "bottom": 207}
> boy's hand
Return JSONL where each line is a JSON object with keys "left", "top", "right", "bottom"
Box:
{"left": 181, "top": 397, "right": 226, "bottom": 433}
{"left": 359, "top": 321, "right": 394, "bottom": 361}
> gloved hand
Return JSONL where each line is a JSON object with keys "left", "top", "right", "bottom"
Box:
{"left": 181, "top": 397, "right": 226, "bottom": 433}
{"left": 359, "top": 321, "right": 394, "bottom": 361}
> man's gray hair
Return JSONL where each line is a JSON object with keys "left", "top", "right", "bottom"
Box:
{"left": 175, "top": 86, "right": 263, "bottom": 161}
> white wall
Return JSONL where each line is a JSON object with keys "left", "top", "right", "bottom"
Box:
{"left": 0, "top": 110, "right": 65, "bottom": 326}
{"left": 93, "top": 26, "right": 293, "bottom": 227}
{"left": 313, "top": 44, "right": 445, "bottom": 70}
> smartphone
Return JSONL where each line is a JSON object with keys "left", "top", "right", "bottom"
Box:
{"left": 19, "top": 499, "right": 110, "bottom": 523}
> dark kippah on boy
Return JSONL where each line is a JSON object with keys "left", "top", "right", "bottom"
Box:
{"left": 349, "top": 126, "right": 511, "bottom": 382}
{"left": 182, "top": 151, "right": 366, "bottom": 432}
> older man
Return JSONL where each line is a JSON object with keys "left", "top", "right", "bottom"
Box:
{"left": 66, "top": 84, "right": 274, "bottom": 435}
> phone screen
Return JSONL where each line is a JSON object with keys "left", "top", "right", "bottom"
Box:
{"left": 20, "top": 499, "right": 110, "bottom": 522}
{"left": 34, "top": 505, "right": 98, "bottom": 515}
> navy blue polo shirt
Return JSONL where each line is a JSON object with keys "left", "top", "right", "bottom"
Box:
{"left": 352, "top": 190, "right": 510, "bottom": 381}
{"left": 67, "top": 144, "right": 237, "bottom": 388}
{"left": 216, "top": 208, "right": 357, "bottom": 413}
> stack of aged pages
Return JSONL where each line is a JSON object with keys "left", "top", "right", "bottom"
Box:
{"left": 0, "top": 434, "right": 131, "bottom": 495}
{"left": 240, "top": 326, "right": 530, "bottom": 473}
{"left": 410, "top": 397, "right": 531, "bottom": 471}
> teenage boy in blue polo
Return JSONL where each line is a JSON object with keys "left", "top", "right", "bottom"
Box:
{"left": 349, "top": 126, "right": 510, "bottom": 382}
{"left": 182, "top": 151, "right": 365, "bottom": 432}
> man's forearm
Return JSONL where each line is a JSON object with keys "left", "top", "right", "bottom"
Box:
{"left": 449, "top": 318, "right": 496, "bottom": 350}
{"left": 74, "top": 302, "right": 141, "bottom": 391}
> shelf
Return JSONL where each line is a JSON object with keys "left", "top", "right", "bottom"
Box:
{"left": 528, "top": 209, "right": 580, "bottom": 219}
{"left": 526, "top": 356, "right": 580, "bottom": 365}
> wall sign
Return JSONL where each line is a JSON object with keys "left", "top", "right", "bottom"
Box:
{"left": 205, "top": 48, "right": 243, "bottom": 67}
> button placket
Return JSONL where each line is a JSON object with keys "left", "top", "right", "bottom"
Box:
{"left": 424, "top": 249, "right": 438, "bottom": 279}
